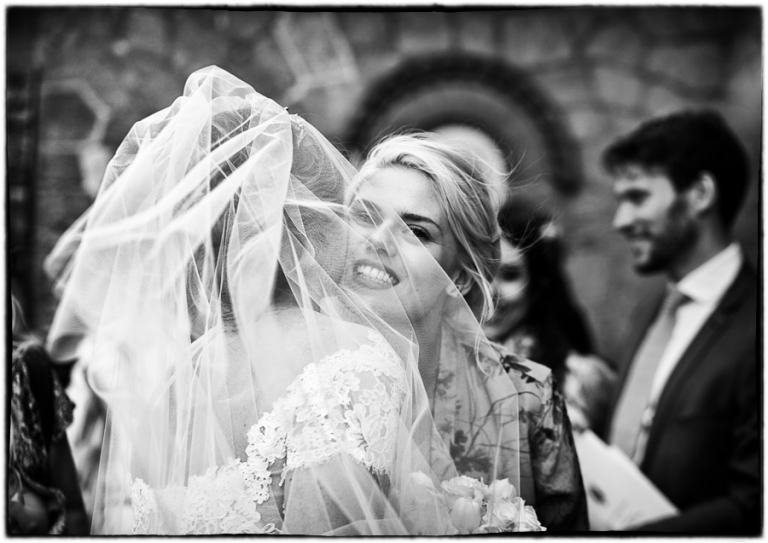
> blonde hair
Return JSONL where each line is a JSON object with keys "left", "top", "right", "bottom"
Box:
{"left": 357, "top": 132, "right": 502, "bottom": 322}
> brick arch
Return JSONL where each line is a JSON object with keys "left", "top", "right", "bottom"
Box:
{"left": 346, "top": 54, "right": 582, "bottom": 196}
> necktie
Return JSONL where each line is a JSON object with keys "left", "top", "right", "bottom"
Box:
{"left": 610, "top": 286, "right": 689, "bottom": 463}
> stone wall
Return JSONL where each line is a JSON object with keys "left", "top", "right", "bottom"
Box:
{"left": 8, "top": 7, "right": 760, "bottom": 365}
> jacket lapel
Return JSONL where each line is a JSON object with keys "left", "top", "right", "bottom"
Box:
{"left": 640, "top": 262, "right": 756, "bottom": 470}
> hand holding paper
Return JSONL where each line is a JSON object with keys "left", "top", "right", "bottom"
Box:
{"left": 573, "top": 430, "right": 678, "bottom": 530}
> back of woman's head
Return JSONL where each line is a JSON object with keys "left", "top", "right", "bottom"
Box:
{"left": 358, "top": 132, "right": 502, "bottom": 322}
{"left": 196, "top": 110, "right": 351, "bottom": 329}
{"left": 272, "top": 117, "right": 352, "bottom": 304}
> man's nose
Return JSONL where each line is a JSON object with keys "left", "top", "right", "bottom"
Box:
{"left": 612, "top": 203, "right": 633, "bottom": 233}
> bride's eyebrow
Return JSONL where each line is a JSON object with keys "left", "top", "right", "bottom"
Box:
{"left": 353, "top": 198, "right": 442, "bottom": 234}
{"left": 400, "top": 212, "right": 442, "bottom": 234}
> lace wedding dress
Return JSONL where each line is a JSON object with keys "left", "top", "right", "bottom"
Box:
{"left": 131, "top": 331, "right": 404, "bottom": 534}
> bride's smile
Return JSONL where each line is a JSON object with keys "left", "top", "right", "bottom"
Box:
{"left": 351, "top": 258, "right": 400, "bottom": 288}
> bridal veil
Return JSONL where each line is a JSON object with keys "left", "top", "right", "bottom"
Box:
{"left": 44, "top": 66, "right": 522, "bottom": 535}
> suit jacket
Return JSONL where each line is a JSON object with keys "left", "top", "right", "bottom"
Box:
{"left": 605, "top": 261, "right": 760, "bottom": 535}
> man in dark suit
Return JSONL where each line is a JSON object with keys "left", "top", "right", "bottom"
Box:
{"left": 601, "top": 110, "right": 759, "bottom": 534}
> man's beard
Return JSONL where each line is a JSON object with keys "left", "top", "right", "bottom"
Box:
{"left": 635, "top": 200, "right": 698, "bottom": 275}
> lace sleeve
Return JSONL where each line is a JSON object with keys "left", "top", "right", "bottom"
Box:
{"left": 246, "top": 330, "right": 407, "bottom": 485}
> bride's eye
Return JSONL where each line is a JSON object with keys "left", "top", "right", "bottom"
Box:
{"left": 408, "top": 225, "right": 431, "bottom": 241}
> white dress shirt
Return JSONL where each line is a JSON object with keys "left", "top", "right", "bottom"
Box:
{"left": 646, "top": 243, "right": 743, "bottom": 410}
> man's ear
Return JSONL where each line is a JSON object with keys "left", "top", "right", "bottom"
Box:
{"left": 685, "top": 172, "right": 718, "bottom": 215}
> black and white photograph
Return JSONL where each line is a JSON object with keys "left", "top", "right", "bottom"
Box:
{"left": 6, "top": 3, "right": 761, "bottom": 536}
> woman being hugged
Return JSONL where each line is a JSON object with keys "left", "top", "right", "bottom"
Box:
{"left": 350, "top": 134, "right": 588, "bottom": 531}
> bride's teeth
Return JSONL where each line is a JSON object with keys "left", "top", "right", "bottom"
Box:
{"left": 357, "top": 264, "right": 394, "bottom": 285}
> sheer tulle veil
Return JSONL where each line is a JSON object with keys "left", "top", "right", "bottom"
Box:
{"left": 44, "top": 66, "right": 522, "bottom": 535}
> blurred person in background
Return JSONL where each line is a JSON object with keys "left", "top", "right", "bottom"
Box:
{"left": 561, "top": 351, "right": 616, "bottom": 438}
{"left": 60, "top": 346, "right": 108, "bottom": 525}
{"left": 39, "top": 263, "right": 110, "bottom": 524}
{"left": 8, "top": 294, "right": 89, "bottom": 535}
{"left": 603, "top": 110, "right": 758, "bottom": 534}
{"left": 483, "top": 199, "right": 616, "bottom": 436}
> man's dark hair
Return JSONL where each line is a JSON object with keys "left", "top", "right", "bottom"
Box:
{"left": 602, "top": 109, "right": 750, "bottom": 228}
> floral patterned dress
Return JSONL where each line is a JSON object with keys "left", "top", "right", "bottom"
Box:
{"left": 430, "top": 335, "right": 588, "bottom": 532}
{"left": 10, "top": 341, "right": 76, "bottom": 534}
{"left": 497, "top": 345, "right": 589, "bottom": 531}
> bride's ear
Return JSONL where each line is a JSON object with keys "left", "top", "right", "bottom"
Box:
{"left": 451, "top": 269, "right": 473, "bottom": 297}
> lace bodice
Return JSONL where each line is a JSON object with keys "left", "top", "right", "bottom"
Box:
{"left": 131, "top": 330, "right": 406, "bottom": 535}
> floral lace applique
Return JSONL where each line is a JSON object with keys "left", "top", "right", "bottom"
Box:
{"left": 132, "top": 461, "right": 280, "bottom": 535}
{"left": 131, "top": 478, "right": 158, "bottom": 535}
{"left": 131, "top": 330, "right": 405, "bottom": 534}
{"left": 184, "top": 459, "right": 277, "bottom": 534}
{"left": 241, "top": 411, "right": 286, "bottom": 503}
{"left": 266, "top": 329, "right": 406, "bottom": 480}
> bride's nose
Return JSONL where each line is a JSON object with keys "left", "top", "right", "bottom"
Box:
{"left": 366, "top": 222, "right": 398, "bottom": 256}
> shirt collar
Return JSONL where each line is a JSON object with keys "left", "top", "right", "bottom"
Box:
{"left": 675, "top": 243, "right": 743, "bottom": 305}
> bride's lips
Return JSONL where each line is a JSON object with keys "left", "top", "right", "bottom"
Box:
{"left": 350, "top": 258, "right": 401, "bottom": 290}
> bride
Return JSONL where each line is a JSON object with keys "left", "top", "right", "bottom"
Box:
{"left": 44, "top": 66, "right": 582, "bottom": 534}
{"left": 351, "top": 134, "right": 587, "bottom": 530}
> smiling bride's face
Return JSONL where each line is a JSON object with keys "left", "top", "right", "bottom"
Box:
{"left": 345, "top": 166, "right": 463, "bottom": 325}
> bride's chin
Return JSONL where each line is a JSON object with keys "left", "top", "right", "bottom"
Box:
{"left": 345, "top": 283, "right": 406, "bottom": 316}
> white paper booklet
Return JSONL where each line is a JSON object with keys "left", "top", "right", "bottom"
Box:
{"left": 573, "top": 429, "right": 679, "bottom": 531}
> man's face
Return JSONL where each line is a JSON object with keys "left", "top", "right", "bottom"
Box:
{"left": 612, "top": 164, "right": 698, "bottom": 274}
